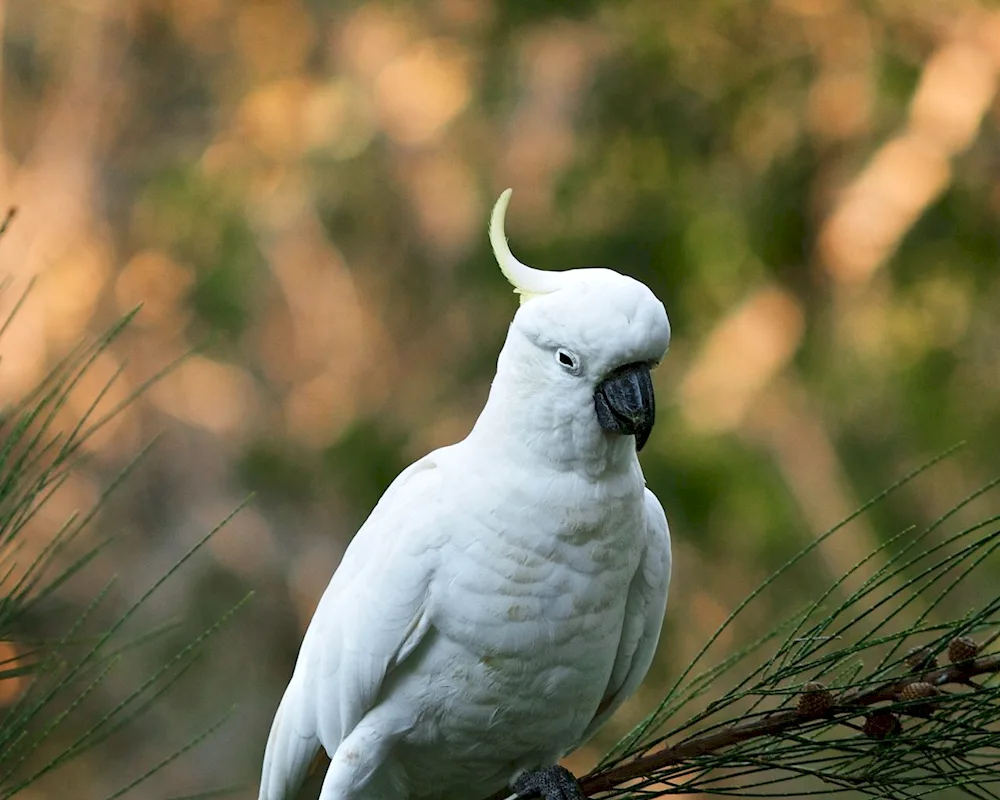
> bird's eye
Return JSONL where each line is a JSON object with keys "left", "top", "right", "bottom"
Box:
{"left": 555, "top": 348, "right": 581, "bottom": 374}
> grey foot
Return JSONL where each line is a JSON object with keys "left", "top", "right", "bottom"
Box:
{"left": 512, "top": 765, "right": 585, "bottom": 800}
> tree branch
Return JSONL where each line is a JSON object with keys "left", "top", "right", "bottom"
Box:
{"left": 580, "top": 651, "right": 1000, "bottom": 796}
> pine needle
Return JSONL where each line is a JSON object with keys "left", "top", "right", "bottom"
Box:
{"left": 0, "top": 287, "right": 247, "bottom": 796}
{"left": 586, "top": 452, "right": 1000, "bottom": 799}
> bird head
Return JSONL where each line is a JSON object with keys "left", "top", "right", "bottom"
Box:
{"left": 484, "top": 190, "right": 671, "bottom": 461}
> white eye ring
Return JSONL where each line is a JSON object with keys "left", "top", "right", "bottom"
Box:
{"left": 555, "top": 348, "right": 582, "bottom": 375}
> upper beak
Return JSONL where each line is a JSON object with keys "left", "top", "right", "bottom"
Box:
{"left": 593, "top": 362, "right": 656, "bottom": 451}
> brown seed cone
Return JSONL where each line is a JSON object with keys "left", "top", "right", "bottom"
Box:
{"left": 863, "top": 708, "right": 901, "bottom": 739}
{"left": 899, "top": 681, "right": 939, "bottom": 701}
{"left": 948, "top": 636, "right": 979, "bottom": 665}
{"left": 898, "top": 681, "right": 941, "bottom": 717}
{"left": 904, "top": 645, "right": 938, "bottom": 673}
{"left": 797, "top": 682, "right": 834, "bottom": 716}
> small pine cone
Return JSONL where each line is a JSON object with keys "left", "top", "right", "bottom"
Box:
{"left": 899, "top": 681, "right": 939, "bottom": 701}
{"left": 947, "top": 636, "right": 980, "bottom": 665}
{"left": 898, "top": 681, "right": 940, "bottom": 718}
{"left": 862, "top": 708, "right": 901, "bottom": 739}
{"left": 797, "top": 682, "right": 834, "bottom": 717}
{"left": 904, "top": 646, "right": 938, "bottom": 673}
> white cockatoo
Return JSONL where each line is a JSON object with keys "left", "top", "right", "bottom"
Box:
{"left": 259, "top": 190, "right": 672, "bottom": 800}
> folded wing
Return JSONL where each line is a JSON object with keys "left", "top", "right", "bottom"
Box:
{"left": 258, "top": 456, "right": 444, "bottom": 800}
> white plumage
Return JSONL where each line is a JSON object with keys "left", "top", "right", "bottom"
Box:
{"left": 259, "top": 190, "right": 672, "bottom": 800}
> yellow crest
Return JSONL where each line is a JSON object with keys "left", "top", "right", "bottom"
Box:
{"left": 489, "top": 190, "right": 562, "bottom": 304}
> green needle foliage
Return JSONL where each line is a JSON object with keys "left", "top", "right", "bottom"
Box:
{"left": 0, "top": 278, "right": 247, "bottom": 798}
{"left": 592, "top": 453, "right": 1000, "bottom": 799}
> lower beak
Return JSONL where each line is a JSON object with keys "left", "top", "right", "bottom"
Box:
{"left": 593, "top": 362, "right": 656, "bottom": 451}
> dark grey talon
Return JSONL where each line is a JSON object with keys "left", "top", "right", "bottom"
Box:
{"left": 512, "top": 765, "right": 585, "bottom": 800}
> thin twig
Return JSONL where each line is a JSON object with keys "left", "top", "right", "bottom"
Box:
{"left": 580, "top": 653, "right": 1000, "bottom": 796}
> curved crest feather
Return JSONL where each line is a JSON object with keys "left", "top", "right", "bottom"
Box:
{"left": 490, "top": 189, "right": 562, "bottom": 304}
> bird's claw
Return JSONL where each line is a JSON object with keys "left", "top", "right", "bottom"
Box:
{"left": 512, "top": 765, "right": 585, "bottom": 800}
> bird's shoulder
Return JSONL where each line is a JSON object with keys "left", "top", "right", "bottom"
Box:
{"left": 341, "top": 444, "right": 459, "bottom": 561}
{"left": 310, "top": 443, "right": 471, "bottom": 626}
{"left": 302, "top": 448, "right": 459, "bottom": 680}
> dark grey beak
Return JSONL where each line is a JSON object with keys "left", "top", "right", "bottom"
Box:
{"left": 594, "top": 362, "right": 655, "bottom": 451}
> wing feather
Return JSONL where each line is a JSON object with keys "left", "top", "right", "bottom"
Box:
{"left": 258, "top": 454, "right": 445, "bottom": 799}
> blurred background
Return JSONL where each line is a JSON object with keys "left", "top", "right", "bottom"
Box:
{"left": 1, "top": 0, "right": 999, "bottom": 797}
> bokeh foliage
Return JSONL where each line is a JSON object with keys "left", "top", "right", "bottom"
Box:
{"left": 0, "top": 295, "right": 245, "bottom": 798}
{"left": 1, "top": 0, "right": 998, "bottom": 796}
